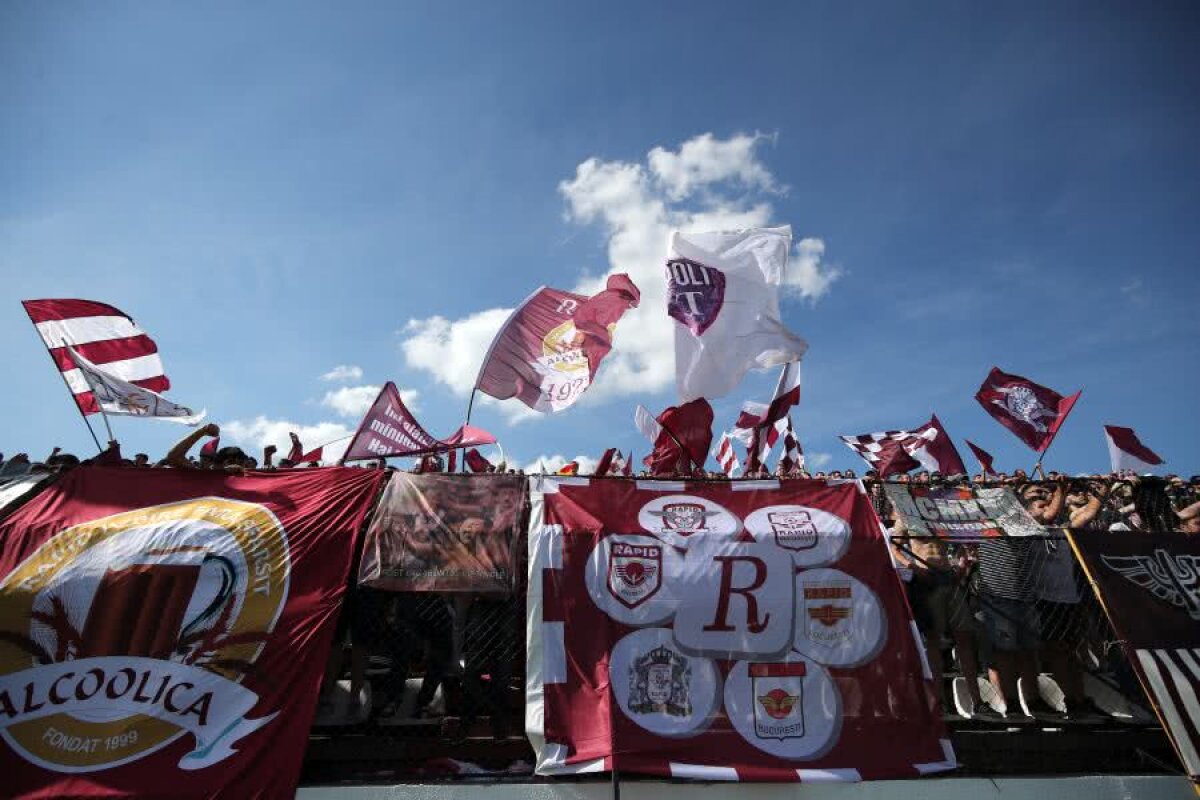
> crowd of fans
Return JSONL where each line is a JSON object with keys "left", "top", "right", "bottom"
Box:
{"left": 4, "top": 430, "right": 1198, "bottom": 735}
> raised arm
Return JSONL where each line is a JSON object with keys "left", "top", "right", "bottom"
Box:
{"left": 163, "top": 423, "right": 220, "bottom": 468}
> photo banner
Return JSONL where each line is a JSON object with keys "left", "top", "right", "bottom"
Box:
{"left": 883, "top": 483, "right": 1045, "bottom": 538}
{"left": 358, "top": 472, "right": 525, "bottom": 593}
{"left": 0, "top": 465, "right": 384, "bottom": 799}
{"left": 527, "top": 477, "right": 954, "bottom": 782}
{"left": 1069, "top": 530, "right": 1200, "bottom": 786}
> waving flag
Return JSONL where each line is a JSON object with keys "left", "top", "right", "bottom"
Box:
{"left": 595, "top": 447, "right": 618, "bottom": 477}
{"left": 1104, "top": 425, "right": 1164, "bottom": 474}
{"left": 965, "top": 440, "right": 996, "bottom": 475}
{"left": 638, "top": 398, "right": 714, "bottom": 476}
{"left": 341, "top": 383, "right": 495, "bottom": 462}
{"left": 975, "top": 367, "right": 1081, "bottom": 452}
{"left": 465, "top": 448, "right": 495, "bottom": 473}
{"left": 778, "top": 417, "right": 804, "bottom": 474}
{"left": 65, "top": 346, "right": 205, "bottom": 425}
{"left": 22, "top": 298, "right": 171, "bottom": 415}
{"left": 908, "top": 415, "right": 967, "bottom": 476}
{"left": 714, "top": 432, "right": 740, "bottom": 477}
{"left": 669, "top": 228, "right": 807, "bottom": 401}
{"left": 474, "top": 275, "right": 639, "bottom": 414}
{"left": 840, "top": 416, "right": 964, "bottom": 478}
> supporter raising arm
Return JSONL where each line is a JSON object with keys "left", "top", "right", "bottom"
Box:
{"left": 162, "top": 423, "right": 220, "bottom": 468}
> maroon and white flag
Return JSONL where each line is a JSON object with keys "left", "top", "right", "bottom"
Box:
{"left": 714, "top": 433, "right": 741, "bottom": 477}
{"left": 527, "top": 478, "right": 954, "bottom": 781}
{"left": 595, "top": 447, "right": 619, "bottom": 477}
{"left": 965, "top": 440, "right": 995, "bottom": 476}
{"left": 840, "top": 417, "right": 964, "bottom": 477}
{"left": 975, "top": 367, "right": 1081, "bottom": 453}
{"left": 341, "top": 382, "right": 496, "bottom": 462}
{"left": 1104, "top": 425, "right": 1164, "bottom": 474}
{"left": 778, "top": 418, "right": 804, "bottom": 474}
{"left": 23, "top": 299, "right": 171, "bottom": 415}
{"left": 474, "top": 275, "right": 640, "bottom": 414}
{"left": 669, "top": 228, "right": 808, "bottom": 402}
{"left": 908, "top": 415, "right": 967, "bottom": 476}
{"left": 465, "top": 448, "right": 495, "bottom": 473}
{"left": 637, "top": 399, "right": 714, "bottom": 476}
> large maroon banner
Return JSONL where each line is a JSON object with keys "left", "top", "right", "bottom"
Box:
{"left": 0, "top": 465, "right": 384, "bottom": 799}
{"left": 526, "top": 477, "right": 954, "bottom": 782}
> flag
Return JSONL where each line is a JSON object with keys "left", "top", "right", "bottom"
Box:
{"left": 341, "top": 382, "right": 495, "bottom": 462}
{"left": 595, "top": 447, "right": 618, "bottom": 477}
{"left": 297, "top": 446, "right": 324, "bottom": 465}
{"left": 908, "top": 415, "right": 967, "bottom": 476}
{"left": 61, "top": 346, "right": 206, "bottom": 426}
{"left": 465, "top": 448, "right": 494, "bottom": 473}
{"left": 839, "top": 432, "right": 922, "bottom": 478}
{"left": 640, "top": 398, "right": 714, "bottom": 476}
{"left": 965, "top": 440, "right": 995, "bottom": 475}
{"left": 714, "top": 432, "right": 740, "bottom": 477}
{"left": 1104, "top": 425, "right": 1164, "bottom": 474}
{"left": 742, "top": 416, "right": 788, "bottom": 474}
{"left": 23, "top": 298, "right": 172, "bottom": 415}
{"left": 734, "top": 363, "right": 802, "bottom": 431}
{"left": 621, "top": 450, "right": 633, "bottom": 476}
{"left": 474, "top": 275, "right": 640, "bottom": 414}
{"left": 200, "top": 437, "right": 220, "bottom": 457}
{"left": 668, "top": 228, "right": 807, "bottom": 401}
{"left": 0, "top": 464, "right": 385, "bottom": 797}
{"left": 447, "top": 449, "right": 458, "bottom": 473}
{"left": 286, "top": 432, "right": 304, "bottom": 462}
{"left": 778, "top": 417, "right": 803, "bottom": 474}
{"left": 975, "top": 367, "right": 1081, "bottom": 452}
{"left": 557, "top": 461, "right": 579, "bottom": 476}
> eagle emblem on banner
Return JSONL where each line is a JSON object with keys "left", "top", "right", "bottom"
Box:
{"left": 665, "top": 257, "right": 726, "bottom": 336}
{"left": 647, "top": 502, "right": 721, "bottom": 539}
{"left": 991, "top": 385, "right": 1057, "bottom": 432}
{"left": 750, "top": 662, "right": 806, "bottom": 740}
{"left": 628, "top": 645, "right": 692, "bottom": 717}
{"left": 1102, "top": 550, "right": 1200, "bottom": 620}
{"left": 607, "top": 541, "right": 662, "bottom": 609}
{"left": 804, "top": 583, "right": 854, "bottom": 643}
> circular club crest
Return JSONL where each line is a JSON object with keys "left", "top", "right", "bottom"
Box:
{"left": 791, "top": 568, "right": 887, "bottom": 668}
{"left": 723, "top": 655, "right": 841, "bottom": 759}
{"left": 585, "top": 535, "right": 680, "bottom": 626}
{"left": 533, "top": 320, "right": 591, "bottom": 411}
{"left": 637, "top": 495, "right": 740, "bottom": 551}
{"left": 609, "top": 628, "right": 720, "bottom": 738}
{"left": 0, "top": 498, "right": 289, "bottom": 773}
{"left": 743, "top": 505, "right": 851, "bottom": 567}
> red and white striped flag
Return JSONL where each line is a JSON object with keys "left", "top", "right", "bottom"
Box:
{"left": 1104, "top": 425, "right": 1164, "bottom": 474}
{"left": 22, "top": 298, "right": 171, "bottom": 415}
{"left": 714, "top": 432, "right": 740, "bottom": 477}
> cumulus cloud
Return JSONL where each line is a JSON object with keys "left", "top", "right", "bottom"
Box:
{"left": 522, "top": 454, "right": 599, "bottom": 474}
{"left": 320, "top": 364, "right": 363, "bottom": 383}
{"left": 222, "top": 417, "right": 355, "bottom": 464}
{"left": 400, "top": 132, "right": 842, "bottom": 418}
{"left": 320, "top": 384, "right": 418, "bottom": 418}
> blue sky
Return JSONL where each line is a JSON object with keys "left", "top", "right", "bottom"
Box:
{"left": 2, "top": 2, "right": 1198, "bottom": 475}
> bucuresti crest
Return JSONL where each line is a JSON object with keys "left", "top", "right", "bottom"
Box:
{"left": 0, "top": 498, "right": 290, "bottom": 773}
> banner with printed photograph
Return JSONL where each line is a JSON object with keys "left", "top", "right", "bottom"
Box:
{"left": 0, "top": 465, "right": 384, "bottom": 799}
{"left": 526, "top": 477, "right": 953, "bottom": 782}
{"left": 884, "top": 483, "right": 1045, "bottom": 538}
{"left": 358, "top": 472, "right": 525, "bottom": 593}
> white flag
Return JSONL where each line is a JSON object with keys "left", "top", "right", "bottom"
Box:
{"left": 66, "top": 347, "right": 206, "bottom": 425}
{"left": 633, "top": 404, "right": 663, "bottom": 444}
{"left": 667, "top": 226, "right": 807, "bottom": 401}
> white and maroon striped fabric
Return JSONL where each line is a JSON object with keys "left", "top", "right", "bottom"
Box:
{"left": 778, "top": 417, "right": 803, "bottom": 473}
{"left": 714, "top": 432, "right": 740, "bottom": 477}
{"left": 22, "top": 299, "right": 169, "bottom": 415}
{"left": 1135, "top": 648, "right": 1200, "bottom": 776}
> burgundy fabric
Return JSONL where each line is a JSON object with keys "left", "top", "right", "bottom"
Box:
{"left": 912, "top": 415, "right": 967, "bottom": 476}
{"left": 341, "top": 384, "right": 495, "bottom": 462}
{"left": 0, "top": 466, "right": 384, "bottom": 799}
{"left": 594, "top": 448, "right": 618, "bottom": 477}
{"left": 974, "top": 367, "right": 1081, "bottom": 452}
{"left": 1104, "top": 425, "right": 1164, "bottom": 466}
{"left": 965, "top": 440, "right": 995, "bottom": 474}
{"left": 464, "top": 448, "right": 494, "bottom": 473}
{"left": 535, "top": 479, "right": 952, "bottom": 780}
{"left": 643, "top": 398, "right": 714, "bottom": 476}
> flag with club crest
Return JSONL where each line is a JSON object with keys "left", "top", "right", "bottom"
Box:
{"left": 474, "top": 275, "right": 640, "bottom": 414}
{"left": 65, "top": 347, "right": 205, "bottom": 425}
{"left": 668, "top": 229, "right": 807, "bottom": 402}
{"left": 975, "top": 367, "right": 1081, "bottom": 453}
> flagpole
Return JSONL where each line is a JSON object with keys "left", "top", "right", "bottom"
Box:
{"left": 52, "top": 339, "right": 103, "bottom": 453}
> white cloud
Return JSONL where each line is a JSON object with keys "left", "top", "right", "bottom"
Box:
{"left": 400, "top": 132, "right": 841, "bottom": 418}
{"left": 786, "top": 238, "right": 843, "bottom": 301}
{"left": 648, "top": 132, "right": 779, "bottom": 201}
{"left": 222, "top": 416, "right": 355, "bottom": 464}
{"left": 320, "top": 365, "right": 363, "bottom": 383}
{"left": 319, "top": 384, "right": 417, "bottom": 418}
{"left": 522, "top": 453, "right": 599, "bottom": 474}
{"left": 806, "top": 452, "right": 833, "bottom": 469}
{"left": 1120, "top": 278, "right": 1147, "bottom": 307}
